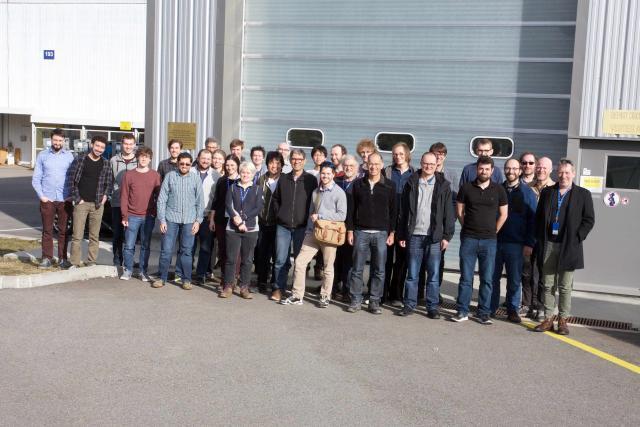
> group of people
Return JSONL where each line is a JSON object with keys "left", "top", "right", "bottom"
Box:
{"left": 32, "top": 130, "right": 595, "bottom": 335}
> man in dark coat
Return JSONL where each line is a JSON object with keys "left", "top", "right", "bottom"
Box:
{"left": 534, "top": 159, "right": 595, "bottom": 335}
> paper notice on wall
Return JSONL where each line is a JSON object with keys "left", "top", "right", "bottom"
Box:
{"left": 580, "top": 175, "right": 604, "bottom": 193}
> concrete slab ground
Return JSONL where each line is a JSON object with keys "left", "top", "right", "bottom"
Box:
{"left": 0, "top": 278, "right": 638, "bottom": 426}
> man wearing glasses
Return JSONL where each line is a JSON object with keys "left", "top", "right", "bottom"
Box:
{"left": 154, "top": 152, "right": 204, "bottom": 290}
{"left": 459, "top": 138, "right": 505, "bottom": 188}
{"left": 519, "top": 152, "right": 537, "bottom": 184}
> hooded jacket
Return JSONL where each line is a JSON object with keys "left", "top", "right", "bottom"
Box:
{"left": 271, "top": 171, "right": 318, "bottom": 229}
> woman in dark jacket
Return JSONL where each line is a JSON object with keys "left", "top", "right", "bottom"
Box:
{"left": 219, "top": 161, "right": 264, "bottom": 299}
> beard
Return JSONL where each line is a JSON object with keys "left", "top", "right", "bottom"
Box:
{"left": 477, "top": 174, "right": 490, "bottom": 183}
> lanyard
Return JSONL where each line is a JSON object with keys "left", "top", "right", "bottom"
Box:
{"left": 341, "top": 179, "right": 353, "bottom": 192}
{"left": 238, "top": 185, "right": 251, "bottom": 213}
{"left": 555, "top": 189, "right": 570, "bottom": 222}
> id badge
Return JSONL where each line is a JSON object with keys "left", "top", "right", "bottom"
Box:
{"left": 551, "top": 221, "right": 559, "bottom": 236}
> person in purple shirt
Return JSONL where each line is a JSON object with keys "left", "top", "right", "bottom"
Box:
{"left": 31, "top": 128, "right": 74, "bottom": 269}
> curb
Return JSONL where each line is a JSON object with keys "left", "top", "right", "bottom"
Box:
{"left": 0, "top": 265, "right": 118, "bottom": 289}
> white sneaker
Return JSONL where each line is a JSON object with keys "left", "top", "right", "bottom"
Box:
{"left": 140, "top": 273, "right": 152, "bottom": 282}
{"left": 120, "top": 270, "right": 132, "bottom": 280}
{"left": 451, "top": 313, "right": 468, "bottom": 322}
{"left": 280, "top": 296, "right": 303, "bottom": 306}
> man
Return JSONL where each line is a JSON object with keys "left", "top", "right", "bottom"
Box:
{"left": 191, "top": 149, "right": 220, "bottom": 284}
{"left": 523, "top": 156, "right": 555, "bottom": 319}
{"left": 158, "top": 139, "right": 182, "bottom": 181}
{"left": 356, "top": 138, "right": 377, "bottom": 177}
{"left": 396, "top": 152, "right": 455, "bottom": 318}
{"left": 281, "top": 162, "right": 347, "bottom": 307}
{"left": 270, "top": 148, "right": 318, "bottom": 301}
{"left": 459, "top": 138, "right": 505, "bottom": 187}
{"left": 330, "top": 144, "right": 347, "bottom": 177}
{"left": 229, "top": 138, "right": 245, "bottom": 162}
{"left": 519, "top": 152, "right": 536, "bottom": 184}
{"left": 277, "top": 141, "right": 292, "bottom": 174}
{"left": 346, "top": 153, "right": 397, "bottom": 314}
{"left": 333, "top": 154, "right": 358, "bottom": 299}
{"left": 250, "top": 145, "right": 268, "bottom": 182}
{"left": 490, "top": 158, "right": 537, "bottom": 323}
{"left": 69, "top": 136, "right": 114, "bottom": 267}
{"left": 205, "top": 137, "right": 219, "bottom": 153}
{"left": 534, "top": 159, "right": 594, "bottom": 335}
{"left": 32, "top": 128, "right": 74, "bottom": 269}
{"left": 154, "top": 152, "right": 204, "bottom": 290}
{"left": 382, "top": 142, "right": 414, "bottom": 306}
{"left": 109, "top": 133, "right": 138, "bottom": 268}
{"left": 119, "top": 147, "right": 161, "bottom": 282}
{"left": 453, "top": 156, "right": 508, "bottom": 324}
{"left": 307, "top": 145, "right": 328, "bottom": 179}
{"left": 255, "top": 151, "right": 284, "bottom": 293}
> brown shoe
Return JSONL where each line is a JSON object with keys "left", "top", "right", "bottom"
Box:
{"left": 218, "top": 286, "right": 233, "bottom": 298}
{"left": 557, "top": 317, "right": 570, "bottom": 335}
{"left": 507, "top": 311, "right": 522, "bottom": 324}
{"left": 534, "top": 317, "right": 555, "bottom": 332}
{"left": 270, "top": 289, "right": 282, "bottom": 302}
{"left": 240, "top": 288, "right": 253, "bottom": 299}
{"left": 151, "top": 279, "right": 165, "bottom": 288}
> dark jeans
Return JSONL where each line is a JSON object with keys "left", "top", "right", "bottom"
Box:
{"left": 40, "top": 200, "right": 72, "bottom": 261}
{"left": 195, "top": 217, "right": 213, "bottom": 278}
{"left": 349, "top": 230, "right": 387, "bottom": 304}
{"left": 215, "top": 222, "right": 228, "bottom": 279}
{"left": 490, "top": 242, "right": 523, "bottom": 313}
{"left": 224, "top": 231, "right": 259, "bottom": 289}
{"left": 123, "top": 215, "right": 155, "bottom": 275}
{"left": 274, "top": 225, "right": 306, "bottom": 291}
{"left": 256, "top": 224, "right": 277, "bottom": 284}
{"left": 521, "top": 249, "right": 543, "bottom": 310}
{"left": 111, "top": 206, "right": 125, "bottom": 266}
{"left": 384, "top": 240, "right": 408, "bottom": 302}
{"left": 457, "top": 237, "right": 497, "bottom": 317}
{"left": 159, "top": 221, "right": 196, "bottom": 282}
{"left": 334, "top": 242, "right": 353, "bottom": 294}
{"left": 404, "top": 235, "right": 441, "bottom": 311}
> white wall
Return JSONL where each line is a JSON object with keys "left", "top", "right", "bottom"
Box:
{"left": 0, "top": 0, "right": 146, "bottom": 128}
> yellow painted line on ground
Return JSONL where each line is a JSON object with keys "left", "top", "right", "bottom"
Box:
{"left": 521, "top": 321, "right": 640, "bottom": 375}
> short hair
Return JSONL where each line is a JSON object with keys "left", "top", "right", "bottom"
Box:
{"left": 392, "top": 142, "right": 412, "bottom": 163}
{"left": 136, "top": 146, "right": 153, "bottom": 159}
{"left": 168, "top": 139, "right": 183, "bottom": 149}
{"left": 91, "top": 135, "right": 107, "bottom": 146}
{"left": 197, "top": 148, "right": 212, "bottom": 158}
{"left": 558, "top": 158, "right": 575, "bottom": 172}
{"left": 205, "top": 137, "right": 218, "bottom": 145}
{"left": 51, "top": 128, "right": 65, "bottom": 138}
{"left": 239, "top": 161, "right": 257, "bottom": 175}
{"left": 476, "top": 138, "right": 493, "bottom": 148}
{"left": 229, "top": 138, "right": 244, "bottom": 149}
{"left": 319, "top": 161, "right": 336, "bottom": 172}
{"left": 121, "top": 133, "right": 135, "bottom": 142}
{"left": 290, "top": 148, "right": 306, "bottom": 160}
{"left": 356, "top": 138, "right": 376, "bottom": 154}
{"left": 212, "top": 148, "right": 226, "bottom": 158}
{"left": 331, "top": 144, "right": 347, "bottom": 156}
{"left": 278, "top": 141, "right": 291, "bottom": 150}
{"left": 476, "top": 155, "right": 494, "bottom": 168}
{"left": 519, "top": 151, "right": 537, "bottom": 162}
{"left": 311, "top": 145, "right": 328, "bottom": 158}
{"left": 341, "top": 154, "right": 358, "bottom": 165}
{"left": 177, "top": 152, "right": 193, "bottom": 163}
{"left": 266, "top": 150, "right": 284, "bottom": 166}
{"left": 429, "top": 142, "right": 448, "bottom": 155}
{"left": 368, "top": 152, "right": 383, "bottom": 164}
{"left": 225, "top": 154, "right": 241, "bottom": 169}
{"left": 250, "top": 145, "right": 266, "bottom": 157}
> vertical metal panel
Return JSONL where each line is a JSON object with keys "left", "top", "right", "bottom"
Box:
{"left": 146, "top": 0, "right": 221, "bottom": 166}
{"left": 0, "top": 1, "right": 8, "bottom": 108}
{"left": 580, "top": 0, "right": 640, "bottom": 137}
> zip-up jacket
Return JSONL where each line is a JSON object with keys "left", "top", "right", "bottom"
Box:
{"left": 211, "top": 176, "right": 239, "bottom": 224}
{"left": 346, "top": 175, "right": 397, "bottom": 233}
{"left": 498, "top": 181, "right": 537, "bottom": 247}
{"left": 258, "top": 173, "right": 279, "bottom": 226}
{"left": 271, "top": 171, "right": 318, "bottom": 229}
{"left": 225, "top": 181, "right": 264, "bottom": 232}
{"left": 397, "top": 172, "right": 455, "bottom": 242}
{"left": 110, "top": 153, "right": 138, "bottom": 207}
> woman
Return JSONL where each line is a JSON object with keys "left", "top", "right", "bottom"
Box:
{"left": 219, "top": 161, "right": 264, "bottom": 299}
{"left": 209, "top": 155, "right": 240, "bottom": 286}
{"left": 211, "top": 149, "right": 226, "bottom": 176}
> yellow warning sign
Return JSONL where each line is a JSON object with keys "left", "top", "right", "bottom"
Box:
{"left": 602, "top": 110, "right": 640, "bottom": 135}
{"left": 580, "top": 175, "right": 604, "bottom": 193}
{"left": 119, "top": 121, "right": 132, "bottom": 131}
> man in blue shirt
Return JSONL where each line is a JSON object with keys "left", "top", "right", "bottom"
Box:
{"left": 459, "top": 138, "right": 506, "bottom": 188}
{"left": 32, "top": 128, "right": 74, "bottom": 269}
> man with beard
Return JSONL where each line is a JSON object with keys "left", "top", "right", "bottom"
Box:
{"left": 453, "top": 156, "right": 508, "bottom": 324}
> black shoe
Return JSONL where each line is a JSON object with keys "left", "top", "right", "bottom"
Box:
{"left": 369, "top": 301, "right": 382, "bottom": 315}
{"left": 478, "top": 314, "right": 493, "bottom": 325}
{"left": 507, "top": 311, "right": 522, "bottom": 324}
{"left": 346, "top": 304, "right": 361, "bottom": 313}
{"left": 427, "top": 310, "right": 441, "bottom": 319}
{"left": 396, "top": 308, "right": 413, "bottom": 317}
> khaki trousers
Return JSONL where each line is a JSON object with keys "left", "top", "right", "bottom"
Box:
{"left": 292, "top": 234, "right": 337, "bottom": 299}
{"left": 541, "top": 242, "right": 574, "bottom": 318}
{"left": 70, "top": 202, "right": 104, "bottom": 266}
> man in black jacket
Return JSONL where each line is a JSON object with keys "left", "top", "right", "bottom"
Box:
{"left": 534, "top": 159, "right": 595, "bottom": 335}
{"left": 270, "top": 148, "right": 318, "bottom": 301}
{"left": 346, "top": 153, "right": 397, "bottom": 314}
{"left": 396, "top": 152, "right": 455, "bottom": 318}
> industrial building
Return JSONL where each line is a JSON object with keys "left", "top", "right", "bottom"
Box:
{"left": 1, "top": 0, "right": 638, "bottom": 295}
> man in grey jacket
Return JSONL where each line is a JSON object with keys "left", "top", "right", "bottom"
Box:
{"left": 110, "top": 134, "right": 138, "bottom": 267}
{"left": 281, "top": 162, "right": 347, "bottom": 308}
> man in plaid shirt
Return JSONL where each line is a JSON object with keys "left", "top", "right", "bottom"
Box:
{"left": 68, "top": 136, "right": 114, "bottom": 267}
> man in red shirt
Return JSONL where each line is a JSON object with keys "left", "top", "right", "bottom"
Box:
{"left": 119, "top": 147, "right": 161, "bottom": 281}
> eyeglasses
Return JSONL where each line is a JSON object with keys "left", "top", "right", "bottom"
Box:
{"left": 521, "top": 161, "right": 535, "bottom": 165}
{"left": 421, "top": 162, "right": 437, "bottom": 167}
{"left": 178, "top": 162, "right": 191, "bottom": 166}
{"left": 290, "top": 158, "right": 304, "bottom": 163}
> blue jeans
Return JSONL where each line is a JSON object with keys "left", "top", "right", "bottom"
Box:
{"left": 194, "top": 217, "right": 213, "bottom": 278}
{"left": 111, "top": 207, "right": 125, "bottom": 266}
{"left": 159, "top": 221, "right": 196, "bottom": 282}
{"left": 349, "top": 230, "right": 388, "bottom": 304}
{"left": 273, "top": 225, "right": 306, "bottom": 291}
{"left": 457, "top": 237, "right": 497, "bottom": 316}
{"left": 123, "top": 215, "right": 155, "bottom": 275}
{"left": 404, "top": 235, "right": 441, "bottom": 311}
{"left": 491, "top": 242, "right": 524, "bottom": 313}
